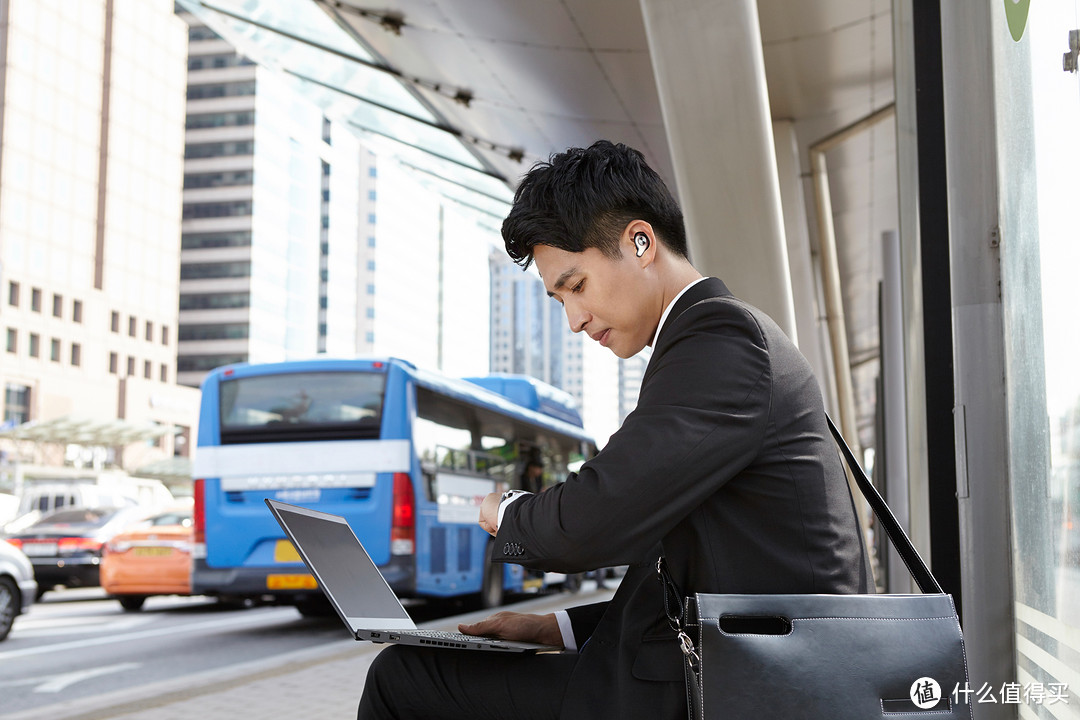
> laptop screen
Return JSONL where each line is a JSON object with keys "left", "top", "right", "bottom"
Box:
{"left": 274, "top": 503, "right": 412, "bottom": 622}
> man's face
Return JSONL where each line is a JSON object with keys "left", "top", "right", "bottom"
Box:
{"left": 534, "top": 242, "right": 657, "bottom": 359}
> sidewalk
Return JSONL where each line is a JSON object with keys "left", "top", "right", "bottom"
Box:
{"left": 3, "top": 584, "right": 616, "bottom": 720}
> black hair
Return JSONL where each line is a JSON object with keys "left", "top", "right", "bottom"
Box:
{"left": 501, "top": 140, "right": 687, "bottom": 268}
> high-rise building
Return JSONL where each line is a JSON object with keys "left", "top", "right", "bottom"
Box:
{"left": 0, "top": 0, "right": 198, "bottom": 480}
{"left": 177, "top": 14, "right": 378, "bottom": 386}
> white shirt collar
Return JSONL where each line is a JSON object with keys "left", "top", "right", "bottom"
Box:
{"left": 651, "top": 277, "right": 708, "bottom": 348}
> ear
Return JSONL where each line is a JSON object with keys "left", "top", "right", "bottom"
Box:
{"left": 623, "top": 220, "right": 656, "bottom": 267}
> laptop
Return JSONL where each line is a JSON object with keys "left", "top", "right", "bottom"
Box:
{"left": 265, "top": 499, "right": 560, "bottom": 653}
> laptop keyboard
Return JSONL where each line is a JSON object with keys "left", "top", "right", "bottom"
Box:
{"left": 410, "top": 629, "right": 486, "bottom": 642}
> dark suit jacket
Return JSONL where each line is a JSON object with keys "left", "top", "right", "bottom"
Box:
{"left": 493, "top": 278, "right": 870, "bottom": 719}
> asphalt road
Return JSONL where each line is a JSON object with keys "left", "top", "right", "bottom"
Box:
{"left": 0, "top": 587, "right": 459, "bottom": 717}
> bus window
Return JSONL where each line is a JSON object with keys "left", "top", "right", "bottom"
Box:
{"left": 218, "top": 371, "right": 385, "bottom": 443}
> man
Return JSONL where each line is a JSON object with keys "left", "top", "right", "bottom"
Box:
{"left": 358, "top": 141, "right": 870, "bottom": 719}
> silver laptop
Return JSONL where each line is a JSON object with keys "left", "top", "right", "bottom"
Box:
{"left": 265, "top": 499, "right": 559, "bottom": 653}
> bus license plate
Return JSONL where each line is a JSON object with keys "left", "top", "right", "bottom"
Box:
{"left": 267, "top": 574, "right": 317, "bottom": 590}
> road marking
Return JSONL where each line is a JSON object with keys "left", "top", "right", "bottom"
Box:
{"left": 0, "top": 662, "right": 141, "bottom": 692}
{"left": 0, "top": 608, "right": 295, "bottom": 660}
{"left": 14, "top": 614, "right": 155, "bottom": 637}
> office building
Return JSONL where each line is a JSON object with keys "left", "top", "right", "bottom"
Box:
{"left": 0, "top": 0, "right": 199, "bottom": 483}
{"left": 178, "top": 14, "right": 383, "bottom": 386}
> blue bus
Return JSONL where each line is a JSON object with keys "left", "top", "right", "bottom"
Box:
{"left": 190, "top": 357, "right": 596, "bottom": 614}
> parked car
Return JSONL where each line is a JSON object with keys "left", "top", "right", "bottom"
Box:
{"left": 101, "top": 509, "right": 193, "bottom": 611}
{"left": 5, "top": 506, "right": 148, "bottom": 598}
{"left": 0, "top": 538, "right": 37, "bottom": 641}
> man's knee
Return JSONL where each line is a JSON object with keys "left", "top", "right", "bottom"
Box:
{"left": 359, "top": 646, "right": 409, "bottom": 719}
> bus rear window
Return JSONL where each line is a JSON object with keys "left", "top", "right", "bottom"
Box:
{"left": 219, "top": 372, "right": 385, "bottom": 444}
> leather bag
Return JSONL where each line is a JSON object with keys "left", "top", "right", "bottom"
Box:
{"left": 658, "top": 417, "right": 973, "bottom": 719}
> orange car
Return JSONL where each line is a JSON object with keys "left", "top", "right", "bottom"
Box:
{"left": 100, "top": 509, "right": 193, "bottom": 611}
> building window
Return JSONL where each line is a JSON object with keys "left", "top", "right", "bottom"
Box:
{"left": 186, "top": 54, "right": 255, "bottom": 71}
{"left": 144, "top": 360, "right": 152, "bottom": 379}
{"left": 29, "top": 333, "right": 39, "bottom": 358}
{"left": 109, "top": 352, "right": 118, "bottom": 374}
{"left": 183, "top": 170, "right": 255, "bottom": 189}
{"left": 162, "top": 326, "right": 170, "bottom": 346}
{"left": 128, "top": 316, "right": 136, "bottom": 337}
{"left": 8, "top": 282, "right": 18, "bottom": 307}
{"left": 50, "top": 338, "right": 60, "bottom": 362}
{"left": 367, "top": 260, "right": 376, "bottom": 271}
{"left": 318, "top": 322, "right": 327, "bottom": 336}
{"left": 31, "top": 288, "right": 41, "bottom": 312}
{"left": 176, "top": 354, "right": 248, "bottom": 373}
{"left": 183, "top": 140, "right": 255, "bottom": 159}
{"left": 185, "top": 110, "right": 255, "bottom": 130}
{"left": 368, "top": 166, "right": 377, "bottom": 178}
{"left": 181, "top": 231, "right": 252, "bottom": 249}
{"left": 185, "top": 82, "right": 257, "bottom": 101}
{"left": 182, "top": 201, "right": 254, "bottom": 220}
{"left": 178, "top": 323, "right": 249, "bottom": 341}
{"left": 365, "top": 332, "right": 374, "bottom": 343}
{"left": 72, "top": 300, "right": 83, "bottom": 323}
{"left": 180, "top": 261, "right": 252, "bottom": 279}
{"left": 367, "top": 213, "right": 376, "bottom": 224}
{"left": 366, "top": 307, "right": 375, "bottom": 319}
{"left": 368, "top": 190, "right": 377, "bottom": 201}
{"left": 127, "top": 356, "right": 135, "bottom": 376}
{"left": 366, "top": 284, "right": 375, "bottom": 295}
{"left": 188, "top": 25, "right": 220, "bottom": 41}
{"left": 367, "top": 236, "right": 376, "bottom": 248}
{"left": 178, "top": 293, "right": 250, "bottom": 310}
{"left": 52, "top": 293, "right": 63, "bottom": 318}
{"left": 3, "top": 383, "right": 30, "bottom": 425}
{"left": 111, "top": 311, "right": 120, "bottom": 332}
{"left": 5, "top": 328, "right": 15, "bottom": 353}
{"left": 71, "top": 343, "right": 81, "bottom": 367}
{"left": 145, "top": 321, "right": 153, "bottom": 341}
{"left": 320, "top": 268, "right": 328, "bottom": 282}
{"left": 160, "top": 364, "right": 168, "bottom": 383}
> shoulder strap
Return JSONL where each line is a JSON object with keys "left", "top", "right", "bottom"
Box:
{"left": 826, "top": 415, "right": 943, "bottom": 594}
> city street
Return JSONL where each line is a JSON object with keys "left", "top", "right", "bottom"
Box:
{"left": 0, "top": 584, "right": 615, "bottom": 720}
{"left": 0, "top": 588, "right": 350, "bottom": 716}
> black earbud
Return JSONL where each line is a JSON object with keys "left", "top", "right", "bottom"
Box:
{"left": 633, "top": 232, "right": 650, "bottom": 257}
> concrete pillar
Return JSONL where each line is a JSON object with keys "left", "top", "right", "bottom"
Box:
{"left": 639, "top": 0, "right": 796, "bottom": 340}
{"left": 773, "top": 120, "right": 834, "bottom": 403}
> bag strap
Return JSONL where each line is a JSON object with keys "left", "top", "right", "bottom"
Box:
{"left": 825, "top": 415, "right": 942, "bottom": 594}
{"left": 657, "top": 414, "right": 943, "bottom": 615}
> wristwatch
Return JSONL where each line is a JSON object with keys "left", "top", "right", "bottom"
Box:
{"left": 501, "top": 489, "right": 530, "bottom": 503}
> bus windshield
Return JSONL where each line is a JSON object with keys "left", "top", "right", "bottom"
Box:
{"left": 219, "top": 371, "right": 385, "bottom": 444}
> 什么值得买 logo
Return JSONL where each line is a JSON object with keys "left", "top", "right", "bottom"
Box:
{"left": 911, "top": 677, "right": 942, "bottom": 710}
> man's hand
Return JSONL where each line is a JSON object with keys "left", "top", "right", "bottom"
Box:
{"left": 478, "top": 491, "right": 501, "bottom": 536}
{"left": 458, "top": 611, "right": 563, "bottom": 648}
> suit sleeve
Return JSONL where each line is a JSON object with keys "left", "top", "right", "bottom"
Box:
{"left": 565, "top": 602, "right": 608, "bottom": 647}
{"left": 493, "top": 299, "right": 771, "bottom": 571}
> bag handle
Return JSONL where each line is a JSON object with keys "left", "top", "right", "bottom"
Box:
{"left": 825, "top": 415, "right": 942, "bottom": 594}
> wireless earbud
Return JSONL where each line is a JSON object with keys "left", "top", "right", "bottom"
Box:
{"left": 633, "top": 232, "right": 650, "bottom": 257}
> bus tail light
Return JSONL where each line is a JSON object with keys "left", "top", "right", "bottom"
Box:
{"left": 391, "top": 472, "right": 415, "bottom": 556}
{"left": 193, "top": 478, "right": 206, "bottom": 559}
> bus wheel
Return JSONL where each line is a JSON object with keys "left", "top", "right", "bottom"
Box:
{"left": 480, "top": 541, "right": 504, "bottom": 609}
{"left": 117, "top": 595, "right": 147, "bottom": 611}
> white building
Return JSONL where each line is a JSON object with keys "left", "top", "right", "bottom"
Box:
{"left": 0, "top": 0, "right": 199, "bottom": 483}
{"left": 178, "top": 14, "right": 381, "bottom": 385}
